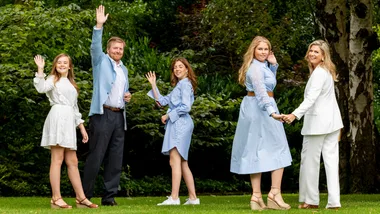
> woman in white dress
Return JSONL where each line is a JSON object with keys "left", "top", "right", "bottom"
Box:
{"left": 33, "top": 54, "right": 97, "bottom": 209}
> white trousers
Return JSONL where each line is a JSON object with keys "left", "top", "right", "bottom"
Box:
{"left": 299, "top": 129, "right": 341, "bottom": 208}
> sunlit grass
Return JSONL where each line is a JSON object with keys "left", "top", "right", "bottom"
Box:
{"left": 1, "top": 194, "right": 380, "bottom": 213}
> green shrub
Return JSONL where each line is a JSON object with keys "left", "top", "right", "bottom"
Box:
{"left": 373, "top": 24, "right": 380, "bottom": 133}
{"left": 124, "top": 37, "right": 172, "bottom": 80}
{"left": 0, "top": 0, "right": 309, "bottom": 197}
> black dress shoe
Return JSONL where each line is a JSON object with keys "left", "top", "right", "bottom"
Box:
{"left": 101, "top": 200, "right": 118, "bottom": 206}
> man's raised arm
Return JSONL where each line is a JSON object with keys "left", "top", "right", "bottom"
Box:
{"left": 91, "top": 5, "right": 109, "bottom": 66}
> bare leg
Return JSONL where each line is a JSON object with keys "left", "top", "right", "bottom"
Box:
{"left": 267, "top": 168, "right": 290, "bottom": 209}
{"left": 169, "top": 148, "right": 182, "bottom": 200}
{"left": 181, "top": 160, "right": 196, "bottom": 200}
{"left": 250, "top": 173, "right": 262, "bottom": 200}
{"left": 50, "top": 146, "right": 71, "bottom": 207}
{"left": 249, "top": 173, "right": 266, "bottom": 210}
{"left": 65, "top": 149, "right": 84, "bottom": 199}
{"left": 271, "top": 168, "right": 284, "bottom": 186}
{"left": 64, "top": 149, "right": 97, "bottom": 207}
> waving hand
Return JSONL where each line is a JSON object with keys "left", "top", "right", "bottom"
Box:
{"left": 34, "top": 55, "right": 45, "bottom": 75}
{"left": 34, "top": 55, "right": 45, "bottom": 69}
{"left": 96, "top": 5, "right": 109, "bottom": 28}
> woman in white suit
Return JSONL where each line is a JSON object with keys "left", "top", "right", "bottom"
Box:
{"left": 282, "top": 40, "right": 343, "bottom": 209}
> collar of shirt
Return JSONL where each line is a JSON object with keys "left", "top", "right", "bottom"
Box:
{"left": 106, "top": 54, "right": 124, "bottom": 67}
{"left": 253, "top": 59, "right": 268, "bottom": 67}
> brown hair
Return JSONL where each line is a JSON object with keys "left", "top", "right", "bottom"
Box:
{"left": 107, "top": 37, "right": 126, "bottom": 49}
{"left": 304, "top": 40, "right": 337, "bottom": 81}
{"left": 49, "top": 53, "right": 79, "bottom": 93}
{"left": 170, "top": 57, "right": 197, "bottom": 93}
{"left": 238, "top": 36, "right": 272, "bottom": 86}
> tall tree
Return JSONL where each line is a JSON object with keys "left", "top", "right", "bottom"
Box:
{"left": 316, "top": 0, "right": 379, "bottom": 192}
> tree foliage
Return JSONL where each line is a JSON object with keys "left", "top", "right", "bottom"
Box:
{"left": 176, "top": 0, "right": 316, "bottom": 76}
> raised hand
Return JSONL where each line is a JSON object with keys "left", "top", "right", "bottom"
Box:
{"left": 146, "top": 71, "right": 161, "bottom": 104}
{"left": 267, "top": 51, "right": 277, "bottom": 65}
{"left": 96, "top": 5, "right": 109, "bottom": 28}
{"left": 34, "top": 55, "right": 45, "bottom": 69}
{"left": 145, "top": 71, "right": 157, "bottom": 86}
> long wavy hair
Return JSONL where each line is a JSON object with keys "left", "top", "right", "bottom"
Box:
{"left": 49, "top": 53, "right": 79, "bottom": 93}
{"left": 305, "top": 40, "right": 337, "bottom": 81}
{"left": 238, "top": 36, "right": 272, "bottom": 86}
{"left": 170, "top": 57, "right": 197, "bottom": 93}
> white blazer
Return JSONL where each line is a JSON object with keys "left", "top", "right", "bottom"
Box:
{"left": 292, "top": 66, "right": 343, "bottom": 135}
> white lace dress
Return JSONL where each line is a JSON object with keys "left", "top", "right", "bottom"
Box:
{"left": 34, "top": 75, "right": 84, "bottom": 150}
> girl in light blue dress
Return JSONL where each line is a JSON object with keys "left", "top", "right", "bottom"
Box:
{"left": 146, "top": 58, "right": 200, "bottom": 206}
{"left": 230, "top": 36, "right": 292, "bottom": 210}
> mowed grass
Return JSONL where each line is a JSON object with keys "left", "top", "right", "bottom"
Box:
{"left": 0, "top": 194, "right": 380, "bottom": 214}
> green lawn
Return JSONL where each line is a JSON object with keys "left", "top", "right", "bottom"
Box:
{"left": 1, "top": 194, "right": 379, "bottom": 213}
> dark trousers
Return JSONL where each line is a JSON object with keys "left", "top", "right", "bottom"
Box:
{"left": 82, "top": 108, "right": 125, "bottom": 202}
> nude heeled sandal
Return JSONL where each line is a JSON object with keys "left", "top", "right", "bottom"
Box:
{"left": 250, "top": 193, "right": 267, "bottom": 210}
{"left": 298, "top": 203, "right": 319, "bottom": 209}
{"left": 267, "top": 187, "right": 291, "bottom": 210}
{"left": 76, "top": 197, "right": 99, "bottom": 208}
{"left": 50, "top": 197, "right": 72, "bottom": 209}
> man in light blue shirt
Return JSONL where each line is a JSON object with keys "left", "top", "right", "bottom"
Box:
{"left": 82, "top": 5, "right": 131, "bottom": 206}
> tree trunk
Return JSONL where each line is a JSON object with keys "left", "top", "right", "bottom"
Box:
{"left": 348, "top": 0, "right": 378, "bottom": 193}
{"left": 316, "top": 0, "right": 379, "bottom": 193}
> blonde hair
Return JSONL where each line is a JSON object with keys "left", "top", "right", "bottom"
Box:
{"left": 238, "top": 36, "right": 272, "bottom": 86}
{"left": 107, "top": 37, "right": 126, "bottom": 49}
{"left": 50, "top": 53, "right": 79, "bottom": 93}
{"left": 305, "top": 40, "right": 337, "bottom": 81}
